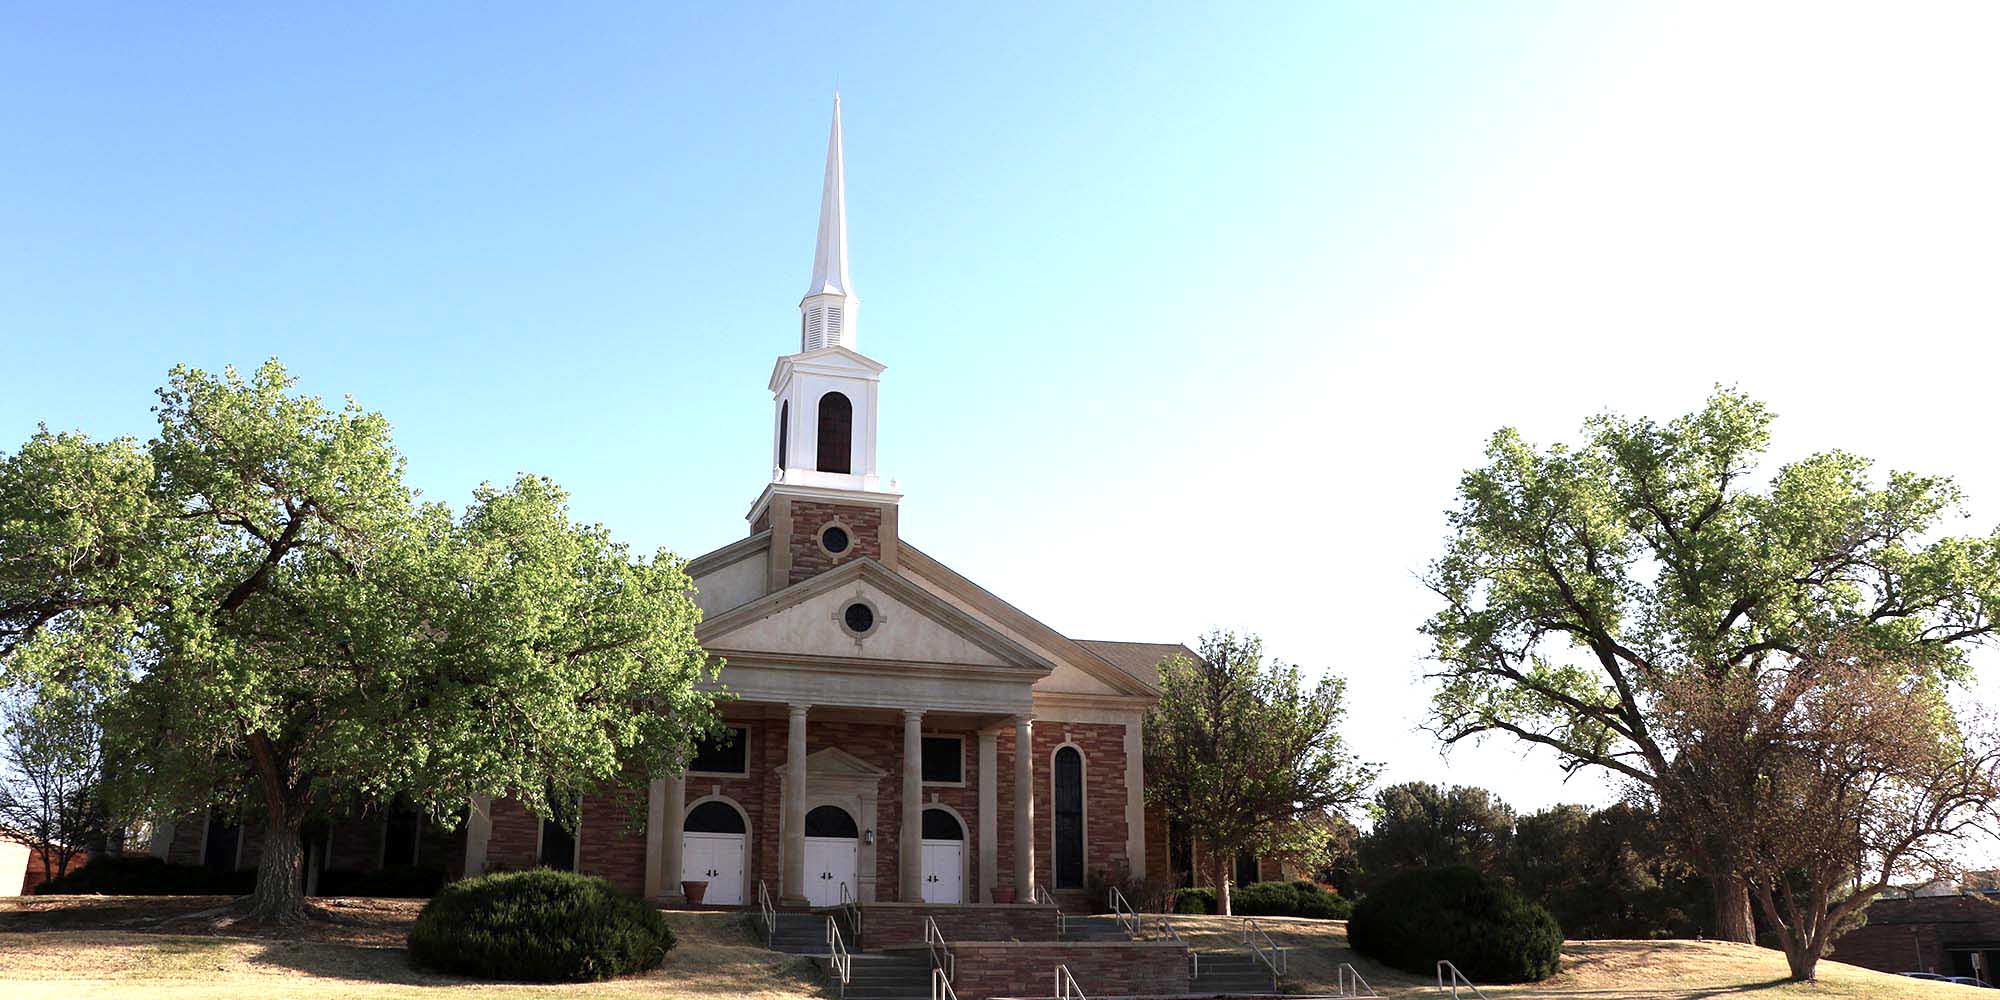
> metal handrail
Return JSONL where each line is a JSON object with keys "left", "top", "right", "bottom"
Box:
{"left": 1032, "top": 884, "right": 1067, "bottom": 938}
{"left": 827, "top": 916, "right": 851, "bottom": 998}
{"left": 924, "top": 915, "right": 955, "bottom": 983}
{"left": 756, "top": 879, "right": 776, "bottom": 944}
{"left": 1107, "top": 886, "right": 1140, "bottom": 939}
{"left": 1242, "top": 917, "right": 1287, "bottom": 988}
{"left": 838, "top": 880, "right": 863, "bottom": 946}
{"left": 1336, "top": 962, "right": 1379, "bottom": 997}
{"left": 1055, "top": 964, "right": 1090, "bottom": 1000}
{"left": 1154, "top": 916, "right": 1197, "bottom": 979}
{"left": 1437, "top": 960, "right": 1489, "bottom": 999}
{"left": 930, "top": 967, "right": 960, "bottom": 1000}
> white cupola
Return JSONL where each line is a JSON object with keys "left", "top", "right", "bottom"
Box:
{"left": 760, "top": 96, "right": 896, "bottom": 501}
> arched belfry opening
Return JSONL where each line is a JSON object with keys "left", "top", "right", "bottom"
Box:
{"left": 777, "top": 400, "right": 789, "bottom": 470}
{"left": 817, "top": 392, "right": 853, "bottom": 474}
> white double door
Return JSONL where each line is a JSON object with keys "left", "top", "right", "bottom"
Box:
{"left": 920, "top": 839, "right": 964, "bottom": 904}
{"left": 804, "top": 836, "right": 859, "bottom": 908}
{"left": 682, "top": 833, "right": 745, "bottom": 905}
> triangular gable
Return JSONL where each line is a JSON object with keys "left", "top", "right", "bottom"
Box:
{"left": 772, "top": 746, "right": 889, "bottom": 778}
{"left": 768, "top": 345, "right": 886, "bottom": 391}
{"left": 697, "top": 557, "right": 1057, "bottom": 674}
{"left": 896, "top": 542, "right": 1160, "bottom": 699}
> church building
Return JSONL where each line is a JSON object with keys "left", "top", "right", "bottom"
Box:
{"left": 157, "top": 99, "right": 1225, "bottom": 909}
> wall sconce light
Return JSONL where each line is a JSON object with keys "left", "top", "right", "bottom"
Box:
{"left": 863, "top": 829, "right": 876, "bottom": 845}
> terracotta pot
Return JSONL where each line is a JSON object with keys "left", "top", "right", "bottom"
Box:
{"left": 682, "top": 880, "right": 709, "bottom": 906}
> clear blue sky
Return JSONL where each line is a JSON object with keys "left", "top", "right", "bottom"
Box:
{"left": 6, "top": 3, "right": 1999, "bottom": 822}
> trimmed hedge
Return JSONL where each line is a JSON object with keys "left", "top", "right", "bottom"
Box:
{"left": 1171, "top": 880, "right": 1352, "bottom": 919}
{"left": 317, "top": 865, "right": 447, "bottom": 899}
{"left": 1348, "top": 866, "right": 1563, "bottom": 984}
{"left": 35, "top": 856, "right": 255, "bottom": 896}
{"left": 407, "top": 870, "right": 674, "bottom": 982}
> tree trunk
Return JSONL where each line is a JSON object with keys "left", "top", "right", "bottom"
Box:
{"left": 245, "top": 806, "right": 306, "bottom": 924}
{"left": 1214, "top": 855, "right": 1233, "bottom": 916}
{"left": 1711, "top": 872, "right": 1754, "bottom": 943}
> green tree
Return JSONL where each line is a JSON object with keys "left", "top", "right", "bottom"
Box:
{"left": 0, "top": 362, "right": 718, "bottom": 922}
{"left": 1144, "top": 631, "right": 1375, "bottom": 915}
{"left": 0, "top": 682, "right": 109, "bottom": 885}
{"left": 1356, "top": 782, "right": 1514, "bottom": 887}
{"left": 1422, "top": 388, "right": 2000, "bottom": 941}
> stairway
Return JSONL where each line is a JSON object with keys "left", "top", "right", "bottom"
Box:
{"left": 822, "top": 953, "right": 933, "bottom": 999}
{"left": 1060, "top": 915, "right": 1133, "bottom": 941}
{"left": 1191, "top": 950, "right": 1280, "bottom": 995}
{"left": 766, "top": 911, "right": 833, "bottom": 955}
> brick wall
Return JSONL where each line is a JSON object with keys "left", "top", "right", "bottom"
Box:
{"left": 1835, "top": 896, "right": 2000, "bottom": 975}
{"left": 992, "top": 721, "right": 1130, "bottom": 906}
{"left": 485, "top": 797, "right": 543, "bottom": 872}
{"left": 894, "top": 941, "right": 1189, "bottom": 1000}
{"left": 787, "top": 501, "right": 882, "bottom": 585}
{"left": 859, "top": 903, "right": 1059, "bottom": 949}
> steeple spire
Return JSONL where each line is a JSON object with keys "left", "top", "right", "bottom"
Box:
{"left": 800, "top": 94, "right": 857, "bottom": 351}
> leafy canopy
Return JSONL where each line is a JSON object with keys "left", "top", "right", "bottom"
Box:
{"left": 0, "top": 361, "right": 718, "bottom": 900}
{"left": 1424, "top": 388, "right": 2000, "bottom": 785}
{"left": 1144, "top": 631, "right": 1375, "bottom": 907}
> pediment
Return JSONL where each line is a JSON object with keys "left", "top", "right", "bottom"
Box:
{"left": 773, "top": 746, "right": 888, "bottom": 778}
{"left": 697, "top": 558, "right": 1056, "bottom": 675}
{"left": 768, "top": 346, "right": 887, "bottom": 391}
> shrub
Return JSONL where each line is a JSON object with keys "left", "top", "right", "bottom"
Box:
{"left": 1234, "top": 879, "right": 1353, "bottom": 919}
{"left": 1174, "top": 887, "right": 1215, "bottom": 914}
{"left": 1170, "top": 881, "right": 1351, "bottom": 919}
{"left": 1348, "top": 866, "right": 1562, "bottom": 983}
{"left": 407, "top": 869, "right": 674, "bottom": 982}
{"left": 316, "top": 865, "right": 447, "bottom": 898}
{"left": 35, "top": 856, "right": 255, "bottom": 896}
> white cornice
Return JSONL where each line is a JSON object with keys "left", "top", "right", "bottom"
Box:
{"left": 745, "top": 480, "right": 903, "bottom": 526}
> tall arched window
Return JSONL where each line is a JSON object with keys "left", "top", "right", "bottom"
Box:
{"left": 777, "top": 400, "right": 789, "bottom": 470}
{"left": 816, "top": 392, "right": 852, "bottom": 474}
{"left": 1053, "top": 745, "right": 1084, "bottom": 888}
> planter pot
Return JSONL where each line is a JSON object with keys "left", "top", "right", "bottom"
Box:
{"left": 993, "top": 887, "right": 1016, "bottom": 904}
{"left": 682, "top": 881, "right": 709, "bottom": 906}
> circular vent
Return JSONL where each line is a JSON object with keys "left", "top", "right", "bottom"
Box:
{"left": 820, "top": 524, "right": 851, "bottom": 555}
{"left": 843, "top": 602, "right": 875, "bottom": 634}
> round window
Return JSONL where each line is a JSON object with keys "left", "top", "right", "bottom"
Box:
{"left": 843, "top": 602, "right": 875, "bottom": 634}
{"left": 820, "top": 525, "right": 851, "bottom": 555}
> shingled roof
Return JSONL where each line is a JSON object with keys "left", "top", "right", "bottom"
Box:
{"left": 1075, "top": 640, "right": 1198, "bottom": 686}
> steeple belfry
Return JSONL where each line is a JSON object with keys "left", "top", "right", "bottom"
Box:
{"left": 801, "top": 95, "right": 857, "bottom": 351}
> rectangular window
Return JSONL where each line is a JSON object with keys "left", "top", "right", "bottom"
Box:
{"left": 202, "top": 813, "right": 240, "bottom": 872}
{"left": 689, "top": 725, "right": 748, "bottom": 776}
{"left": 921, "top": 735, "right": 963, "bottom": 784}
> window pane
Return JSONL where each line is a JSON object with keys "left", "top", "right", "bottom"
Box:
{"left": 1054, "top": 746, "right": 1084, "bottom": 888}
{"left": 921, "top": 736, "right": 962, "bottom": 783}
{"left": 690, "top": 726, "right": 748, "bottom": 774}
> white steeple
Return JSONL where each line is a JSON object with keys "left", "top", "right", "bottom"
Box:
{"left": 800, "top": 95, "right": 857, "bottom": 352}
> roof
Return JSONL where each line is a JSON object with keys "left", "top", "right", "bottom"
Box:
{"left": 1076, "top": 640, "right": 1198, "bottom": 685}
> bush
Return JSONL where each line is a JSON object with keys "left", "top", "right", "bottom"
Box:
{"left": 408, "top": 870, "right": 674, "bottom": 982}
{"left": 1348, "top": 866, "right": 1562, "bottom": 984}
{"left": 35, "top": 856, "right": 255, "bottom": 896}
{"left": 1169, "top": 881, "right": 1351, "bottom": 919}
{"left": 317, "top": 865, "right": 447, "bottom": 898}
{"left": 1174, "top": 887, "right": 1215, "bottom": 914}
{"left": 1234, "top": 879, "right": 1353, "bottom": 919}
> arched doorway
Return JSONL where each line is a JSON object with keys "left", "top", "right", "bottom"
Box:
{"left": 804, "top": 804, "right": 860, "bottom": 908}
{"left": 682, "top": 799, "right": 747, "bottom": 905}
{"left": 920, "top": 807, "right": 965, "bottom": 904}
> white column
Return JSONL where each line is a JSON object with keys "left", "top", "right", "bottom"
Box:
{"left": 150, "top": 819, "right": 175, "bottom": 860}
{"left": 901, "top": 709, "right": 925, "bottom": 902}
{"left": 1124, "top": 717, "right": 1147, "bottom": 874}
{"left": 978, "top": 730, "right": 998, "bottom": 903}
{"left": 656, "top": 774, "right": 688, "bottom": 902}
{"left": 1013, "top": 715, "right": 1036, "bottom": 902}
{"left": 783, "top": 703, "right": 810, "bottom": 905}
{"left": 463, "top": 795, "right": 492, "bottom": 877}
{"left": 645, "top": 777, "right": 666, "bottom": 898}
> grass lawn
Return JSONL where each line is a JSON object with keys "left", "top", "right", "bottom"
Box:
{"left": 0, "top": 897, "right": 822, "bottom": 1000}
{"left": 1165, "top": 914, "right": 1974, "bottom": 998}
{"left": 0, "top": 898, "right": 1981, "bottom": 999}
